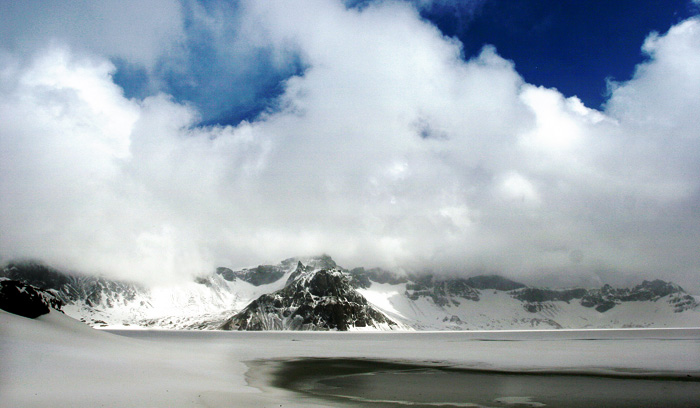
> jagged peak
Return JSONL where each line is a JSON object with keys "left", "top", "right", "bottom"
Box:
{"left": 295, "top": 254, "right": 338, "bottom": 271}
{"left": 287, "top": 267, "right": 347, "bottom": 291}
{"left": 633, "top": 279, "right": 684, "bottom": 295}
{"left": 284, "top": 261, "right": 309, "bottom": 286}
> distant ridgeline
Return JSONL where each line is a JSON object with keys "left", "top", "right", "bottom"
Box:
{"left": 2, "top": 256, "right": 699, "bottom": 330}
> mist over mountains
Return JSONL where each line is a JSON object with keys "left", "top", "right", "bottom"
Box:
{"left": 2, "top": 255, "right": 698, "bottom": 331}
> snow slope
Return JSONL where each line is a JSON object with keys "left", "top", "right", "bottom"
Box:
{"left": 1, "top": 309, "right": 699, "bottom": 408}
{"left": 359, "top": 283, "right": 700, "bottom": 330}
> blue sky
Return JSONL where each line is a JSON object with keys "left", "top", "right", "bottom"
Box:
{"left": 422, "top": 0, "right": 697, "bottom": 109}
{"left": 1, "top": 0, "right": 700, "bottom": 290}
{"left": 106, "top": 0, "right": 699, "bottom": 126}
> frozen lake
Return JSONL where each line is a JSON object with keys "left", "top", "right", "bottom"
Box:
{"left": 112, "top": 327, "right": 700, "bottom": 407}
{"left": 262, "top": 358, "right": 700, "bottom": 407}
{"left": 3, "top": 310, "right": 699, "bottom": 408}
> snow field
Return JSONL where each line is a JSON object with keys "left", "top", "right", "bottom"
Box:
{"left": 2, "top": 309, "right": 699, "bottom": 408}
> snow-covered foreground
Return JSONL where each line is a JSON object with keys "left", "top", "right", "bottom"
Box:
{"left": 1, "top": 310, "right": 699, "bottom": 408}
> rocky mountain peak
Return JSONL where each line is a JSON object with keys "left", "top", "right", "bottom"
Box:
{"left": 217, "top": 255, "right": 340, "bottom": 287}
{"left": 221, "top": 267, "right": 399, "bottom": 331}
{"left": 632, "top": 279, "right": 683, "bottom": 299}
{"left": 302, "top": 254, "right": 337, "bottom": 271}
{"left": 284, "top": 261, "right": 309, "bottom": 286}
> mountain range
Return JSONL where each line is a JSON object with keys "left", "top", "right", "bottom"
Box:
{"left": 2, "top": 255, "right": 699, "bottom": 330}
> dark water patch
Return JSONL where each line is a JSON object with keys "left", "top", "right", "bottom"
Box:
{"left": 261, "top": 358, "right": 700, "bottom": 408}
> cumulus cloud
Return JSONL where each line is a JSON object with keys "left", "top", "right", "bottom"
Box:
{"left": 0, "top": 0, "right": 184, "bottom": 68}
{"left": 1, "top": 1, "right": 699, "bottom": 291}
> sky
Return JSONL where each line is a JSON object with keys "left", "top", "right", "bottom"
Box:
{"left": 1, "top": 0, "right": 700, "bottom": 291}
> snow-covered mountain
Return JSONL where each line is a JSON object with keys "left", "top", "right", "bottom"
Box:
{"left": 0, "top": 257, "right": 337, "bottom": 329}
{"left": 353, "top": 272, "right": 700, "bottom": 330}
{"left": 221, "top": 262, "right": 400, "bottom": 330}
{"left": 2, "top": 255, "right": 699, "bottom": 330}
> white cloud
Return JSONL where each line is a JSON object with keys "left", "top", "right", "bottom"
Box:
{"left": 1, "top": 2, "right": 699, "bottom": 291}
{"left": 0, "top": 0, "right": 184, "bottom": 68}
{"left": 499, "top": 172, "right": 540, "bottom": 205}
{"left": 607, "top": 19, "right": 700, "bottom": 132}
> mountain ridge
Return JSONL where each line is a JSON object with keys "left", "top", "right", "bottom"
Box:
{"left": 2, "top": 256, "right": 698, "bottom": 330}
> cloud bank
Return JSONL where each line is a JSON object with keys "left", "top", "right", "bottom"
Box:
{"left": 1, "top": 0, "right": 699, "bottom": 290}
{"left": 0, "top": 0, "right": 184, "bottom": 68}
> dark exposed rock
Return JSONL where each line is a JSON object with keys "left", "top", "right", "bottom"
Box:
{"left": 523, "top": 303, "right": 542, "bottom": 313}
{"left": 1, "top": 261, "right": 145, "bottom": 310}
{"left": 2, "top": 262, "right": 71, "bottom": 292}
{"left": 0, "top": 279, "right": 63, "bottom": 318}
{"left": 215, "top": 267, "right": 235, "bottom": 281}
{"left": 511, "top": 287, "right": 586, "bottom": 313}
{"left": 348, "top": 267, "right": 409, "bottom": 289}
{"left": 512, "top": 287, "right": 587, "bottom": 304}
{"left": 577, "top": 281, "right": 691, "bottom": 313}
{"left": 527, "top": 318, "right": 563, "bottom": 329}
{"left": 580, "top": 285, "right": 620, "bottom": 311}
{"left": 594, "top": 301, "right": 617, "bottom": 313}
{"left": 443, "top": 315, "right": 463, "bottom": 324}
{"left": 218, "top": 264, "right": 286, "bottom": 286}
{"left": 669, "top": 293, "right": 698, "bottom": 313}
{"left": 348, "top": 268, "right": 372, "bottom": 289}
{"left": 624, "top": 280, "right": 683, "bottom": 301}
{"left": 464, "top": 275, "right": 526, "bottom": 291}
{"left": 405, "top": 275, "right": 480, "bottom": 306}
{"left": 218, "top": 255, "right": 338, "bottom": 287}
{"left": 512, "top": 279, "right": 697, "bottom": 314}
{"left": 285, "top": 262, "right": 309, "bottom": 286}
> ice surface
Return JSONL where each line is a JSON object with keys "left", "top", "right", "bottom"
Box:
{"left": 1, "top": 309, "right": 699, "bottom": 407}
